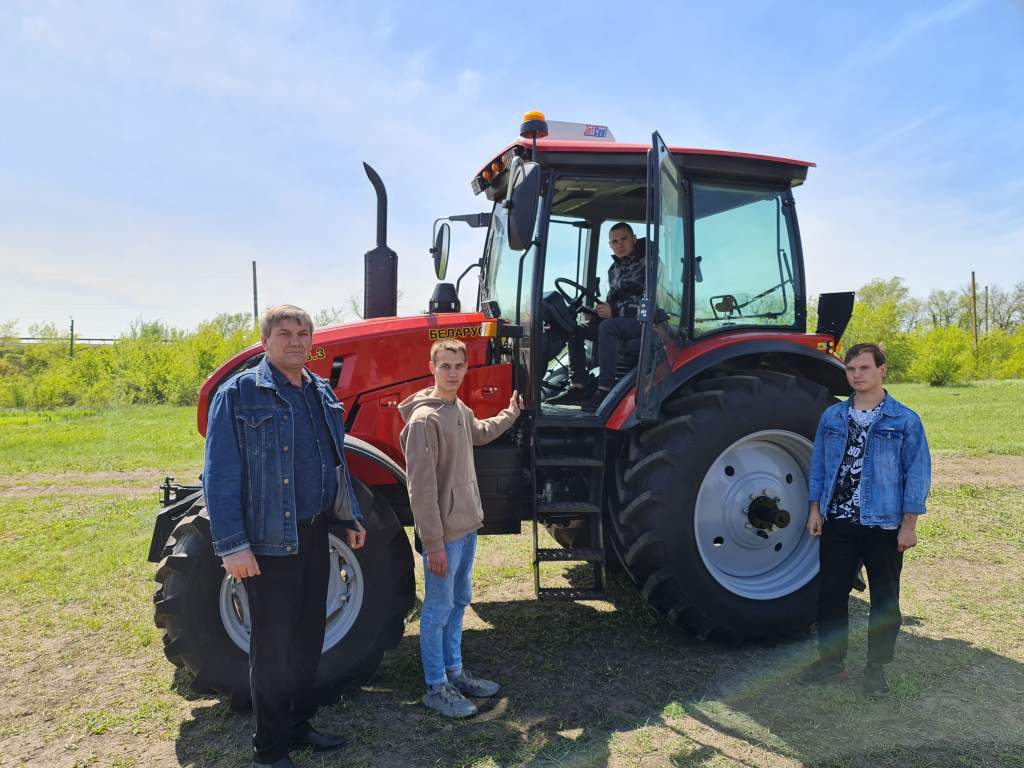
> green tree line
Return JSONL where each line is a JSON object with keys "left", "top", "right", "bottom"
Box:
{"left": 1, "top": 280, "right": 1022, "bottom": 409}
{"left": 0, "top": 314, "right": 262, "bottom": 409}
{"left": 811, "top": 278, "right": 1024, "bottom": 385}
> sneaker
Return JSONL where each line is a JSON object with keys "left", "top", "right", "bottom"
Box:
{"left": 798, "top": 658, "right": 847, "bottom": 685}
{"left": 450, "top": 669, "right": 500, "bottom": 698}
{"left": 862, "top": 664, "right": 890, "bottom": 696}
{"left": 422, "top": 682, "right": 478, "bottom": 718}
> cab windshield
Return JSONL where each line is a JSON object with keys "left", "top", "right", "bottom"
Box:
{"left": 691, "top": 183, "right": 801, "bottom": 336}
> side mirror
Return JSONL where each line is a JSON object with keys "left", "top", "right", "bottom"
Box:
{"left": 505, "top": 159, "right": 541, "bottom": 251}
{"left": 431, "top": 222, "right": 451, "bottom": 280}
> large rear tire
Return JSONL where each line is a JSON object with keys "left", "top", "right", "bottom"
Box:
{"left": 610, "top": 371, "right": 832, "bottom": 641}
{"left": 153, "top": 482, "right": 414, "bottom": 708}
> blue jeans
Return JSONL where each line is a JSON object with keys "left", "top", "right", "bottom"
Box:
{"left": 420, "top": 532, "right": 477, "bottom": 686}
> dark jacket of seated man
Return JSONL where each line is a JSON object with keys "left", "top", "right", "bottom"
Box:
{"left": 605, "top": 236, "right": 646, "bottom": 319}
{"left": 559, "top": 228, "right": 646, "bottom": 404}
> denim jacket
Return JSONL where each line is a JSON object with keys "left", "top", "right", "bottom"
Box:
{"left": 808, "top": 392, "right": 931, "bottom": 527}
{"left": 203, "top": 357, "right": 363, "bottom": 557}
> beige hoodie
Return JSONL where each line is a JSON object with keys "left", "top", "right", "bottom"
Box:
{"left": 398, "top": 388, "right": 518, "bottom": 553}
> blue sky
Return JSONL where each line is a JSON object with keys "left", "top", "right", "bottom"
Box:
{"left": 1, "top": 0, "right": 1021, "bottom": 336}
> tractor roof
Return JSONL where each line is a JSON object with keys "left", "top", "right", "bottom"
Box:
{"left": 472, "top": 137, "right": 815, "bottom": 198}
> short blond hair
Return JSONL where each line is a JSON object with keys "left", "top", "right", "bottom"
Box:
{"left": 260, "top": 304, "right": 314, "bottom": 339}
{"left": 430, "top": 338, "right": 467, "bottom": 362}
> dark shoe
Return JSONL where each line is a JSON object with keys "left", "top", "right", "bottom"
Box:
{"left": 798, "top": 658, "right": 847, "bottom": 685}
{"left": 289, "top": 726, "right": 347, "bottom": 751}
{"left": 581, "top": 389, "right": 610, "bottom": 412}
{"left": 862, "top": 664, "right": 890, "bottom": 696}
{"left": 254, "top": 758, "right": 298, "bottom": 768}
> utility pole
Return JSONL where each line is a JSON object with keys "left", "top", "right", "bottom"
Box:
{"left": 970, "top": 271, "right": 978, "bottom": 352}
{"left": 984, "top": 285, "right": 989, "bottom": 334}
{"left": 252, "top": 261, "right": 259, "bottom": 328}
{"left": 69, "top": 316, "right": 75, "bottom": 358}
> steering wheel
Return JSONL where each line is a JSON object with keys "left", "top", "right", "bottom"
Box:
{"left": 554, "top": 277, "right": 602, "bottom": 315}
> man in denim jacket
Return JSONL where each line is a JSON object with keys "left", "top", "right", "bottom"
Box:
{"left": 800, "top": 343, "right": 931, "bottom": 695}
{"left": 204, "top": 305, "right": 365, "bottom": 768}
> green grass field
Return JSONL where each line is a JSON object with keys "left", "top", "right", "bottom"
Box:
{"left": 1, "top": 382, "right": 1023, "bottom": 767}
{"left": 886, "top": 380, "right": 1024, "bottom": 455}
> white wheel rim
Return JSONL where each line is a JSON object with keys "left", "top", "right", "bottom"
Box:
{"left": 693, "top": 430, "right": 819, "bottom": 600}
{"left": 219, "top": 532, "right": 365, "bottom": 652}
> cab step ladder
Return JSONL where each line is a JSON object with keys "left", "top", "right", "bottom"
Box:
{"left": 530, "top": 423, "right": 608, "bottom": 601}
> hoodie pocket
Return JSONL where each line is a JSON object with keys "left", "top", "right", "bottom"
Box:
{"left": 448, "top": 481, "right": 483, "bottom": 525}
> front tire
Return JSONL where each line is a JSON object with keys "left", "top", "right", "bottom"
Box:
{"left": 610, "top": 371, "right": 832, "bottom": 641}
{"left": 153, "top": 483, "right": 414, "bottom": 708}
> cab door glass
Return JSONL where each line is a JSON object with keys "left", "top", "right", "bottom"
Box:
{"left": 543, "top": 217, "right": 590, "bottom": 294}
{"left": 637, "top": 132, "right": 687, "bottom": 421}
{"left": 692, "top": 184, "right": 800, "bottom": 336}
{"left": 481, "top": 206, "right": 521, "bottom": 321}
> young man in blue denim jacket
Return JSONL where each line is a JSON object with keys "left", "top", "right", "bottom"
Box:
{"left": 204, "top": 305, "right": 365, "bottom": 768}
{"left": 800, "top": 343, "right": 931, "bottom": 695}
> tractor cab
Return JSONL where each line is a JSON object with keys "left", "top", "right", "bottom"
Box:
{"left": 446, "top": 112, "right": 812, "bottom": 426}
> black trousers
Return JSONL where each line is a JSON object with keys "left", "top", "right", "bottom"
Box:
{"left": 817, "top": 519, "right": 904, "bottom": 666}
{"left": 245, "top": 515, "right": 330, "bottom": 763}
{"left": 566, "top": 317, "right": 643, "bottom": 387}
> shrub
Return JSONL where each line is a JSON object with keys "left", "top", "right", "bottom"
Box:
{"left": 908, "top": 327, "right": 974, "bottom": 386}
{"left": 974, "top": 329, "right": 1014, "bottom": 379}
{"left": 0, "top": 314, "right": 259, "bottom": 409}
{"left": 997, "top": 331, "right": 1024, "bottom": 379}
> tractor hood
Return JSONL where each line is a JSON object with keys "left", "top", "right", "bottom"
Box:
{"left": 196, "top": 312, "right": 487, "bottom": 436}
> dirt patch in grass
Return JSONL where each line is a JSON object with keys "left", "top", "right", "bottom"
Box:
{"left": 0, "top": 469, "right": 189, "bottom": 499}
{"left": 932, "top": 454, "right": 1024, "bottom": 488}
{"left": 4, "top": 453, "right": 1021, "bottom": 499}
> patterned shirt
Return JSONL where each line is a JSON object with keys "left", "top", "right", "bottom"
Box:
{"left": 828, "top": 400, "right": 884, "bottom": 525}
{"left": 606, "top": 239, "right": 646, "bottom": 318}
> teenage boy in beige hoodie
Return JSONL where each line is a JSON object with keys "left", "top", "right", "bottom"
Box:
{"left": 399, "top": 338, "right": 521, "bottom": 718}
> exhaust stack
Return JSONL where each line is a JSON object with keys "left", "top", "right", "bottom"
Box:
{"left": 362, "top": 162, "right": 398, "bottom": 318}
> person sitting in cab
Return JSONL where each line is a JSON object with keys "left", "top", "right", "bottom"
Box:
{"left": 555, "top": 222, "right": 646, "bottom": 411}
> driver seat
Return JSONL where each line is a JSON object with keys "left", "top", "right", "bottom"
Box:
{"left": 541, "top": 290, "right": 577, "bottom": 335}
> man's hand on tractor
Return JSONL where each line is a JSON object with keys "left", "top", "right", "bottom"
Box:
{"left": 346, "top": 523, "right": 367, "bottom": 550}
{"left": 508, "top": 390, "right": 523, "bottom": 418}
{"left": 595, "top": 302, "right": 613, "bottom": 319}
{"left": 427, "top": 548, "right": 448, "bottom": 577}
{"left": 806, "top": 504, "right": 823, "bottom": 537}
{"left": 222, "top": 548, "right": 261, "bottom": 580}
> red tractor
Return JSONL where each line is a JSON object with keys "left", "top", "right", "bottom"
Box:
{"left": 149, "top": 113, "right": 854, "bottom": 707}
